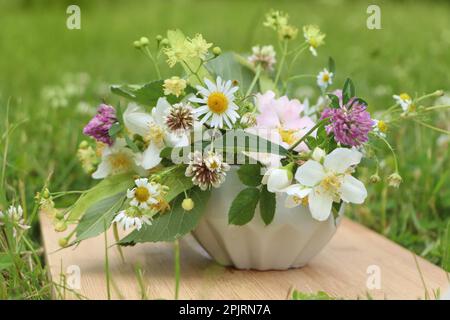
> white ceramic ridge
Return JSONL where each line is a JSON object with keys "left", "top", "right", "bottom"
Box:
{"left": 192, "top": 166, "right": 344, "bottom": 270}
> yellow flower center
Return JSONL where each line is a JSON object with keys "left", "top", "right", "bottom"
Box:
{"left": 294, "top": 195, "right": 309, "bottom": 206}
{"left": 108, "top": 152, "right": 132, "bottom": 173}
{"left": 309, "top": 38, "right": 318, "bottom": 48}
{"left": 322, "top": 73, "right": 330, "bottom": 82}
{"left": 320, "top": 174, "right": 342, "bottom": 194}
{"left": 278, "top": 128, "right": 297, "bottom": 145}
{"left": 135, "top": 186, "right": 150, "bottom": 203}
{"left": 207, "top": 92, "right": 228, "bottom": 114}
{"left": 399, "top": 93, "right": 411, "bottom": 101}
{"left": 377, "top": 120, "right": 388, "bottom": 133}
{"left": 147, "top": 124, "right": 165, "bottom": 146}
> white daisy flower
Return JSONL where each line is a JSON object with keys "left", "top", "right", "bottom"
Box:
{"left": 113, "top": 207, "right": 151, "bottom": 231}
{"left": 393, "top": 93, "right": 413, "bottom": 112}
{"left": 372, "top": 119, "right": 388, "bottom": 137}
{"left": 127, "top": 178, "right": 161, "bottom": 210}
{"left": 293, "top": 148, "right": 367, "bottom": 221}
{"left": 316, "top": 68, "right": 333, "bottom": 90}
{"left": 189, "top": 76, "right": 240, "bottom": 129}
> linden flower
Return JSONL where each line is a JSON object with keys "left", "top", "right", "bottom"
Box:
{"left": 163, "top": 76, "right": 187, "bottom": 97}
{"left": 316, "top": 68, "right": 333, "bottom": 90}
{"left": 185, "top": 34, "right": 212, "bottom": 60}
{"left": 294, "top": 148, "right": 367, "bottom": 221}
{"left": 113, "top": 207, "right": 151, "bottom": 231}
{"left": 393, "top": 93, "right": 413, "bottom": 112}
{"left": 189, "top": 77, "right": 240, "bottom": 129}
{"left": 92, "top": 138, "right": 144, "bottom": 179}
{"left": 124, "top": 99, "right": 191, "bottom": 170}
{"left": 263, "top": 10, "right": 289, "bottom": 30}
{"left": 303, "top": 25, "right": 325, "bottom": 56}
{"left": 127, "top": 178, "right": 162, "bottom": 210}
{"left": 248, "top": 45, "right": 277, "bottom": 71}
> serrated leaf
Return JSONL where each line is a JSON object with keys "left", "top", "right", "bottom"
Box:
{"left": 74, "top": 192, "right": 125, "bottom": 243}
{"left": 228, "top": 187, "right": 260, "bottom": 225}
{"left": 260, "top": 185, "right": 276, "bottom": 225}
{"left": 119, "top": 187, "right": 210, "bottom": 244}
{"left": 111, "top": 80, "right": 194, "bottom": 107}
{"left": 68, "top": 173, "right": 134, "bottom": 221}
{"left": 237, "top": 164, "right": 262, "bottom": 187}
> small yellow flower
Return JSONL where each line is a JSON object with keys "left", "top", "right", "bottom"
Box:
{"left": 377, "top": 120, "right": 388, "bottom": 133}
{"left": 303, "top": 25, "right": 326, "bottom": 56}
{"left": 278, "top": 24, "right": 298, "bottom": 40}
{"left": 163, "top": 76, "right": 187, "bottom": 97}
{"left": 263, "top": 10, "right": 289, "bottom": 30}
{"left": 186, "top": 34, "right": 212, "bottom": 60}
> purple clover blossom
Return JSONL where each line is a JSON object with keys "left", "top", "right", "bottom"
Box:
{"left": 83, "top": 104, "right": 117, "bottom": 145}
{"left": 321, "top": 90, "right": 374, "bottom": 147}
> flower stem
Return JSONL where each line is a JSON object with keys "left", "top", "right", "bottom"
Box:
{"left": 424, "top": 104, "right": 450, "bottom": 112}
{"left": 183, "top": 61, "right": 203, "bottom": 85}
{"left": 174, "top": 239, "right": 181, "bottom": 300}
{"left": 373, "top": 133, "right": 399, "bottom": 172}
{"left": 274, "top": 40, "right": 288, "bottom": 87}
{"left": 143, "top": 47, "right": 161, "bottom": 79}
{"left": 288, "top": 119, "right": 327, "bottom": 152}
{"left": 245, "top": 65, "right": 262, "bottom": 97}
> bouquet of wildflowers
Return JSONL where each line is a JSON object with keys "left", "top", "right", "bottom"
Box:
{"left": 44, "top": 10, "right": 447, "bottom": 248}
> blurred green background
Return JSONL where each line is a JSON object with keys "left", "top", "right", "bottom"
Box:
{"left": 0, "top": 0, "right": 449, "bottom": 268}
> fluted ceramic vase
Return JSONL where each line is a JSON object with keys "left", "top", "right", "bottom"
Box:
{"left": 192, "top": 167, "right": 344, "bottom": 270}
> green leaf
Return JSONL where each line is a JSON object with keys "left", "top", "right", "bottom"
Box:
{"left": 342, "top": 78, "right": 355, "bottom": 105}
{"left": 108, "top": 122, "right": 121, "bottom": 138}
{"left": 327, "top": 94, "right": 340, "bottom": 109}
{"left": 237, "top": 164, "right": 262, "bottom": 187}
{"left": 260, "top": 185, "right": 276, "bottom": 225}
{"left": 120, "top": 187, "right": 210, "bottom": 244}
{"left": 111, "top": 80, "right": 194, "bottom": 107}
{"left": 328, "top": 57, "right": 336, "bottom": 74}
{"left": 159, "top": 165, "right": 194, "bottom": 202}
{"left": 67, "top": 173, "right": 134, "bottom": 221}
{"left": 228, "top": 187, "right": 260, "bottom": 225}
{"left": 206, "top": 52, "right": 254, "bottom": 94}
{"left": 74, "top": 192, "right": 125, "bottom": 243}
{"left": 208, "top": 129, "right": 288, "bottom": 157}
{"left": 291, "top": 290, "right": 334, "bottom": 300}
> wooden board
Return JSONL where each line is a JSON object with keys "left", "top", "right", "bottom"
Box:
{"left": 40, "top": 213, "right": 449, "bottom": 300}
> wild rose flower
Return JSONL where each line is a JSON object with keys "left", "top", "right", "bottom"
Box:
{"left": 83, "top": 104, "right": 117, "bottom": 145}
{"left": 321, "top": 90, "right": 373, "bottom": 147}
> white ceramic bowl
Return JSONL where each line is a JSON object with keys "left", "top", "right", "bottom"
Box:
{"left": 192, "top": 167, "right": 344, "bottom": 270}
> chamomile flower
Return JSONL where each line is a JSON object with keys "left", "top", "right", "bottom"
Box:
{"left": 372, "top": 119, "right": 388, "bottom": 137}
{"left": 316, "top": 68, "right": 333, "bottom": 90}
{"left": 393, "top": 93, "right": 413, "bottom": 112}
{"left": 189, "top": 77, "right": 240, "bottom": 129}
{"left": 303, "top": 25, "right": 325, "bottom": 56}
{"left": 113, "top": 207, "right": 151, "bottom": 231}
{"left": 127, "top": 178, "right": 161, "bottom": 210}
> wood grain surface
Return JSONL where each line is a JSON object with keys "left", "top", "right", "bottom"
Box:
{"left": 40, "top": 213, "right": 449, "bottom": 300}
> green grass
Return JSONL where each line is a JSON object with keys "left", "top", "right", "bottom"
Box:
{"left": 1, "top": 0, "right": 449, "bottom": 299}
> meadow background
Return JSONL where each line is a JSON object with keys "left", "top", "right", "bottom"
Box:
{"left": 0, "top": 0, "right": 449, "bottom": 298}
